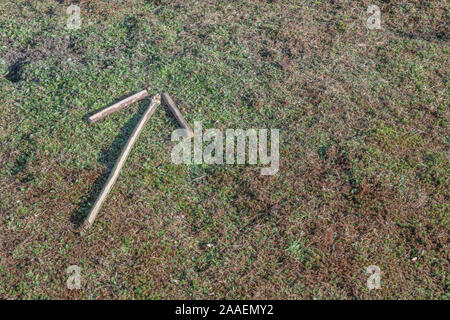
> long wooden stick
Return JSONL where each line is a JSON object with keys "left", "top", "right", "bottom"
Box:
{"left": 84, "top": 94, "right": 161, "bottom": 228}
{"left": 162, "top": 93, "right": 194, "bottom": 138}
{"left": 88, "top": 89, "right": 149, "bottom": 123}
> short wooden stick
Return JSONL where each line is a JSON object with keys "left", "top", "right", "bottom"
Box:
{"left": 84, "top": 94, "right": 161, "bottom": 228}
{"left": 88, "top": 89, "right": 149, "bottom": 123}
{"left": 162, "top": 93, "right": 194, "bottom": 138}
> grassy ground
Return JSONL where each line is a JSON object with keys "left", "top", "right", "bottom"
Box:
{"left": 0, "top": 0, "right": 448, "bottom": 299}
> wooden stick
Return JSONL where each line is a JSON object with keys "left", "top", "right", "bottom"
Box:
{"left": 162, "top": 93, "right": 194, "bottom": 138}
{"left": 84, "top": 94, "right": 161, "bottom": 228}
{"left": 88, "top": 89, "right": 149, "bottom": 123}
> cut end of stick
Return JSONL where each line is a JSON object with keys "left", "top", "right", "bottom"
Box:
{"left": 83, "top": 220, "right": 92, "bottom": 229}
{"left": 186, "top": 130, "right": 194, "bottom": 139}
{"left": 153, "top": 93, "right": 161, "bottom": 105}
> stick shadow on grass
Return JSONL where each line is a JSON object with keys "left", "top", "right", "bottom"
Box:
{"left": 70, "top": 98, "right": 152, "bottom": 229}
